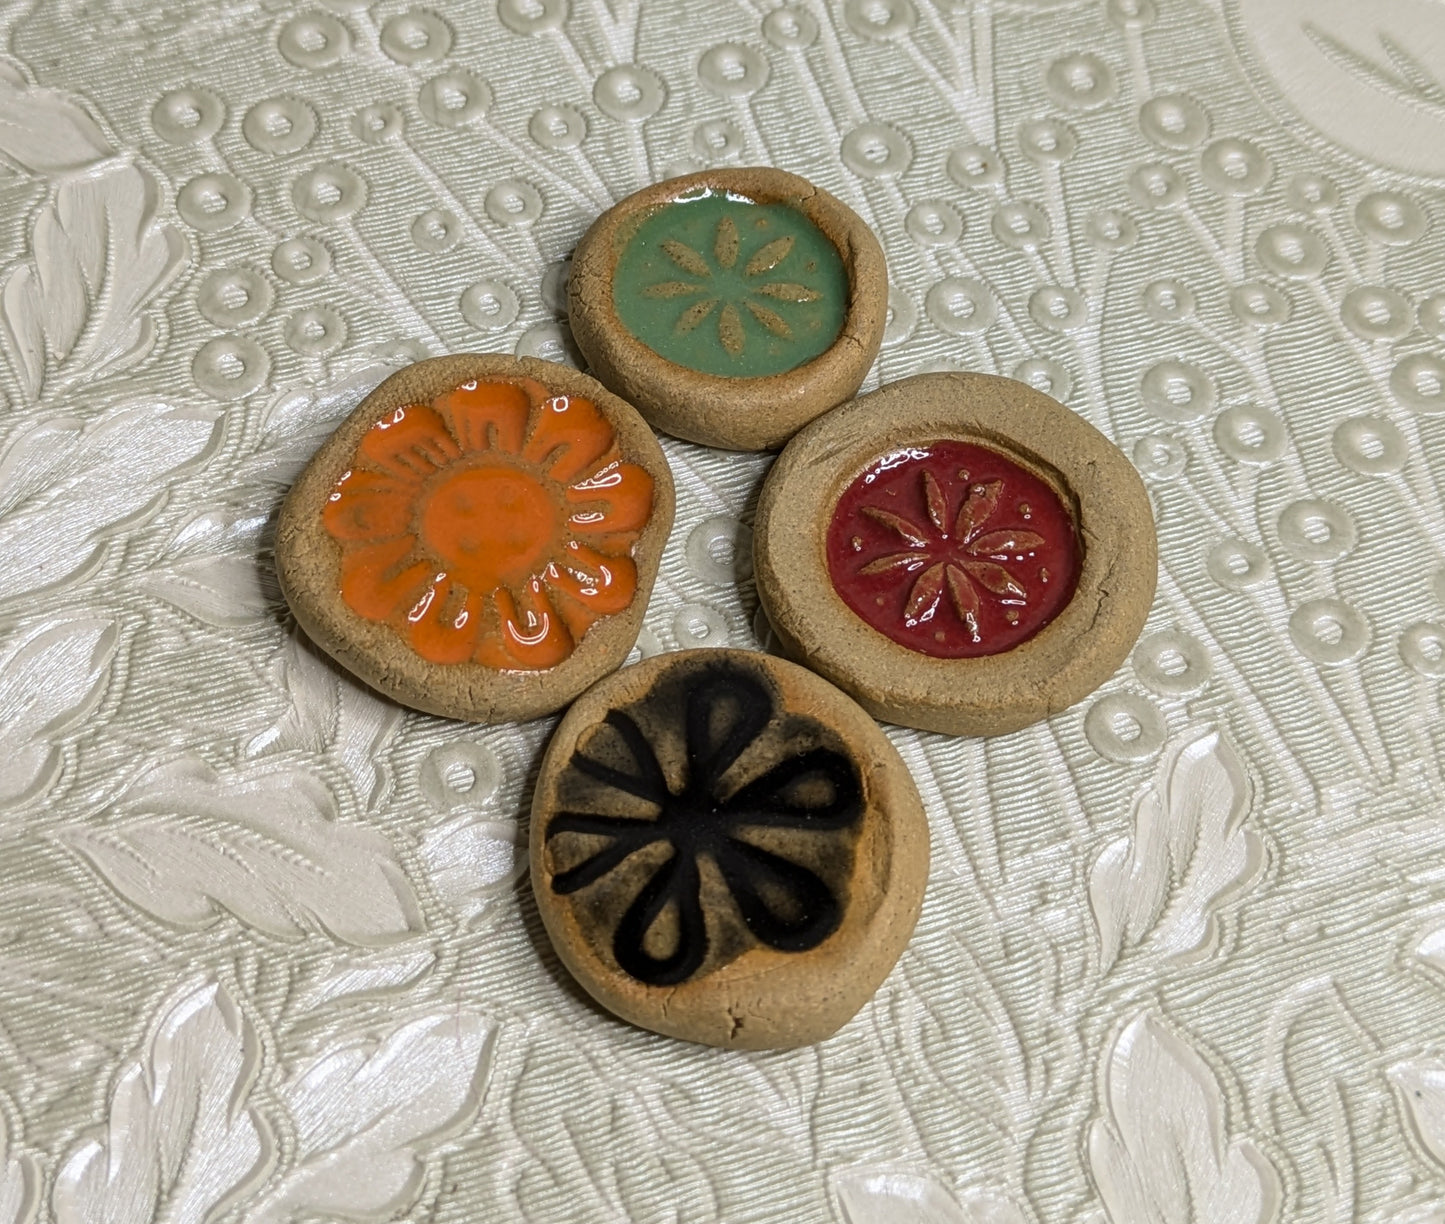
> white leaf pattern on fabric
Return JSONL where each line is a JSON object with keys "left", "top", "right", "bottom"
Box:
{"left": 1089, "top": 729, "right": 1265, "bottom": 968}
{"left": 1390, "top": 1060, "right": 1445, "bottom": 1171}
{"left": 420, "top": 816, "right": 525, "bottom": 918}
{"left": 244, "top": 367, "right": 390, "bottom": 487}
{"left": 243, "top": 1012, "right": 496, "bottom": 1223}
{"left": 0, "top": 1105, "right": 38, "bottom": 1224}
{"left": 0, "top": 618, "right": 117, "bottom": 805}
{"left": 139, "top": 556, "right": 281, "bottom": 627}
{"left": 0, "top": 403, "right": 220, "bottom": 602}
{"left": 244, "top": 630, "right": 401, "bottom": 811}
{"left": 0, "top": 163, "right": 186, "bottom": 399}
{"left": 66, "top": 757, "right": 424, "bottom": 946}
{"left": 52, "top": 980, "right": 272, "bottom": 1224}
{"left": 833, "top": 1168, "right": 1028, "bottom": 1224}
{"left": 0, "top": 67, "right": 113, "bottom": 175}
{"left": 1088, "top": 1012, "right": 1282, "bottom": 1224}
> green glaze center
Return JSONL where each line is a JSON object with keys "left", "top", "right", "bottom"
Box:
{"left": 612, "top": 190, "right": 849, "bottom": 379}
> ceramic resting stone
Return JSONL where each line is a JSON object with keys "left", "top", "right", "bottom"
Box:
{"left": 754, "top": 372, "right": 1158, "bottom": 736}
{"left": 274, "top": 354, "right": 674, "bottom": 723}
{"left": 530, "top": 648, "right": 929, "bottom": 1049}
{"left": 567, "top": 167, "right": 887, "bottom": 452}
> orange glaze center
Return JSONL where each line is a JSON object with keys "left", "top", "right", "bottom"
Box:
{"left": 419, "top": 463, "right": 561, "bottom": 595}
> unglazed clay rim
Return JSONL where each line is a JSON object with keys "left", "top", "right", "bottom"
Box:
{"left": 274, "top": 354, "right": 675, "bottom": 724}
{"left": 753, "top": 372, "right": 1158, "bottom": 737}
{"left": 529, "top": 647, "right": 930, "bottom": 1050}
{"left": 568, "top": 167, "right": 887, "bottom": 452}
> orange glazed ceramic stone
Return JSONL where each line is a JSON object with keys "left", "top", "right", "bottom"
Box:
{"left": 754, "top": 372, "right": 1157, "bottom": 737}
{"left": 568, "top": 167, "right": 887, "bottom": 452}
{"left": 530, "top": 648, "right": 929, "bottom": 1049}
{"left": 275, "top": 355, "right": 674, "bottom": 723}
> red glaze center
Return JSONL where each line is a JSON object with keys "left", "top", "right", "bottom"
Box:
{"left": 825, "top": 440, "right": 1081, "bottom": 659}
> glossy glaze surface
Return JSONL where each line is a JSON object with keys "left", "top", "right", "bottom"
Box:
{"left": 612, "top": 190, "right": 847, "bottom": 377}
{"left": 825, "top": 440, "right": 1079, "bottom": 658}
{"left": 324, "top": 379, "right": 653, "bottom": 670}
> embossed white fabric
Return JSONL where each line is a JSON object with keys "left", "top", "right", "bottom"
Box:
{"left": 1, "top": 0, "right": 1444, "bottom": 1219}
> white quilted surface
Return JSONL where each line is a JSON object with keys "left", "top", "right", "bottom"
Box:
{"left": 2, "top": 1, "right": 1445, "bottom": 1220}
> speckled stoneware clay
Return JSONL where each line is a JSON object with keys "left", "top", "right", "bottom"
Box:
{"left": 568, "top": 167, "right": 887, "bottom": 451}
{"left": 530, "top": 648, "right": 929, "bottom": 1049}
{"left": 275, "top": 355, "right": 674, "bottom": 723}
{"left": 754, "top": 372, "right": 1157, "bottom": 737}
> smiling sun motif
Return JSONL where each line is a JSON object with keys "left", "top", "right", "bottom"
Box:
{"left": 323, "top": 378, "right": 654, "bottom": 671}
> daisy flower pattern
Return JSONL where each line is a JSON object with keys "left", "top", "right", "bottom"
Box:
{"left": 612, "top": 192, "right": 848, "bottom": 378}
{"left": 826, "top": 440, "right": 1081, "bottom": 658}
{"left": 323, "top": 377, "right": 654, "bottom": 671}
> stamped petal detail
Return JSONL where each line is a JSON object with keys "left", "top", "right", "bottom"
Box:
{"left": 675, "top": 297, "right": 718, "bottom": 334}
{"left": 922, "top": 470, "right": 948, "bottom": 532}
{"left": 945, "top": 564, "right": 980, "bottom": 624}
{"left": 955, "top": 479, "right": 1002, "bottom": 541}
{"left": 431, "top": 379, "right": 531, "bottom": 455}
{"left": 715, "top": 836, "right": 842, "bottom": 952}
{"left": 714, "top": 215, "right": 739, "bottom": 269}
{"left": 567, "top": 461, "right": 653, "bottom": 536}
{"left": 524, "top": 393, "right": 615, "bottom": 484}
{"left": 745, "top": 235, "right": 795, "bottom": 276}
{"left": 754, "top": 281, "right": 821, "bottom": 302}
{"left": 643, "top": 280, "right": 707, "bottom": 298}
{"left": 905, "top": 562, "right": 946, "bottom": 621}
{"left": 486, "top": 581, "right": 573, "bottom": 670}
{"left": 405, "top": 576, "right": 485, "bottom": 664}
{"left": 323, "top": 470, "right": 414, "bottom": 542}
{"left": 356, "top": 404, "right": 460, "bottom": 483}
{"left": 969, "top": 529, "right": 1047, "bottom": 557}
{"left": 962, "top": 559, "right": 1026, "bottom": 598}
{"left": 718, "top": 302, "right": 745, "bottom": 355}
{"left": 660, "top": 239, "right": 710, "bottom": 277}
{"left": 547, "top": 547, "right": 638, "bottom": 639}
{"left": 745, "top": 299, "right": 792, "bottom": 338}
{"left": 338, "top": 536, "right": 432, "bottom": 622}
{"left": 612, "top": 848, "right": 708, "bottom": 986}
{"left": 860, "top": 506, "right": 931, "bottom": 547}
{"left": 857, "top": 551, "right": 928, "bottom": 575}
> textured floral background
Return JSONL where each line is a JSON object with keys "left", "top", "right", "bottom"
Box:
{"left": 2, "top": 0, "right": 1445, "bottom": 1220}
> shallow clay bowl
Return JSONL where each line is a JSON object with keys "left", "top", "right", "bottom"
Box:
{"left": 754, "top": 372, "right": 1157, "bottom": 737}
{"left": 568, "top": 167, "right": 887, "bottom": 452}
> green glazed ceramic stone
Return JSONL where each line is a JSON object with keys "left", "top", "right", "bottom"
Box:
{"left": 612, "top": 190, "right": 849, "bottom": 379}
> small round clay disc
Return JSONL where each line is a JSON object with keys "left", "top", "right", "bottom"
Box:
{"left": 568, "top": 167, "right": 887, "bottom": 452}
{"left": 754, "top": 372, "right": 1158, "bottom": 736}
{"left": 530, "top": 648, "right": 929, "bottom": 1049}
{"left": 275, "top": 355, "right": 674, "bottom": 723}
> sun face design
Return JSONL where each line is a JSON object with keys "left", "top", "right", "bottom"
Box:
{"left": 323, "top": 378, "right": 654, "bottom": 671}
{"left": 613, "top": 193, "right": 849, "bottom": 378}
{"left": 826, "top": 440, "right": 1081, "bottom": 659}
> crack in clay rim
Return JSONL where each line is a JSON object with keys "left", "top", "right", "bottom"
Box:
{"left": 753, "top": 372, "right": 1158, "bottom": 737}
{"left": 568, "top": 167, "right": 888, "bottom": 451}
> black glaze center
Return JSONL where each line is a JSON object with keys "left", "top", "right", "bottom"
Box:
{"left": 546, "top": 663, "right": 864, "bottom": 986}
